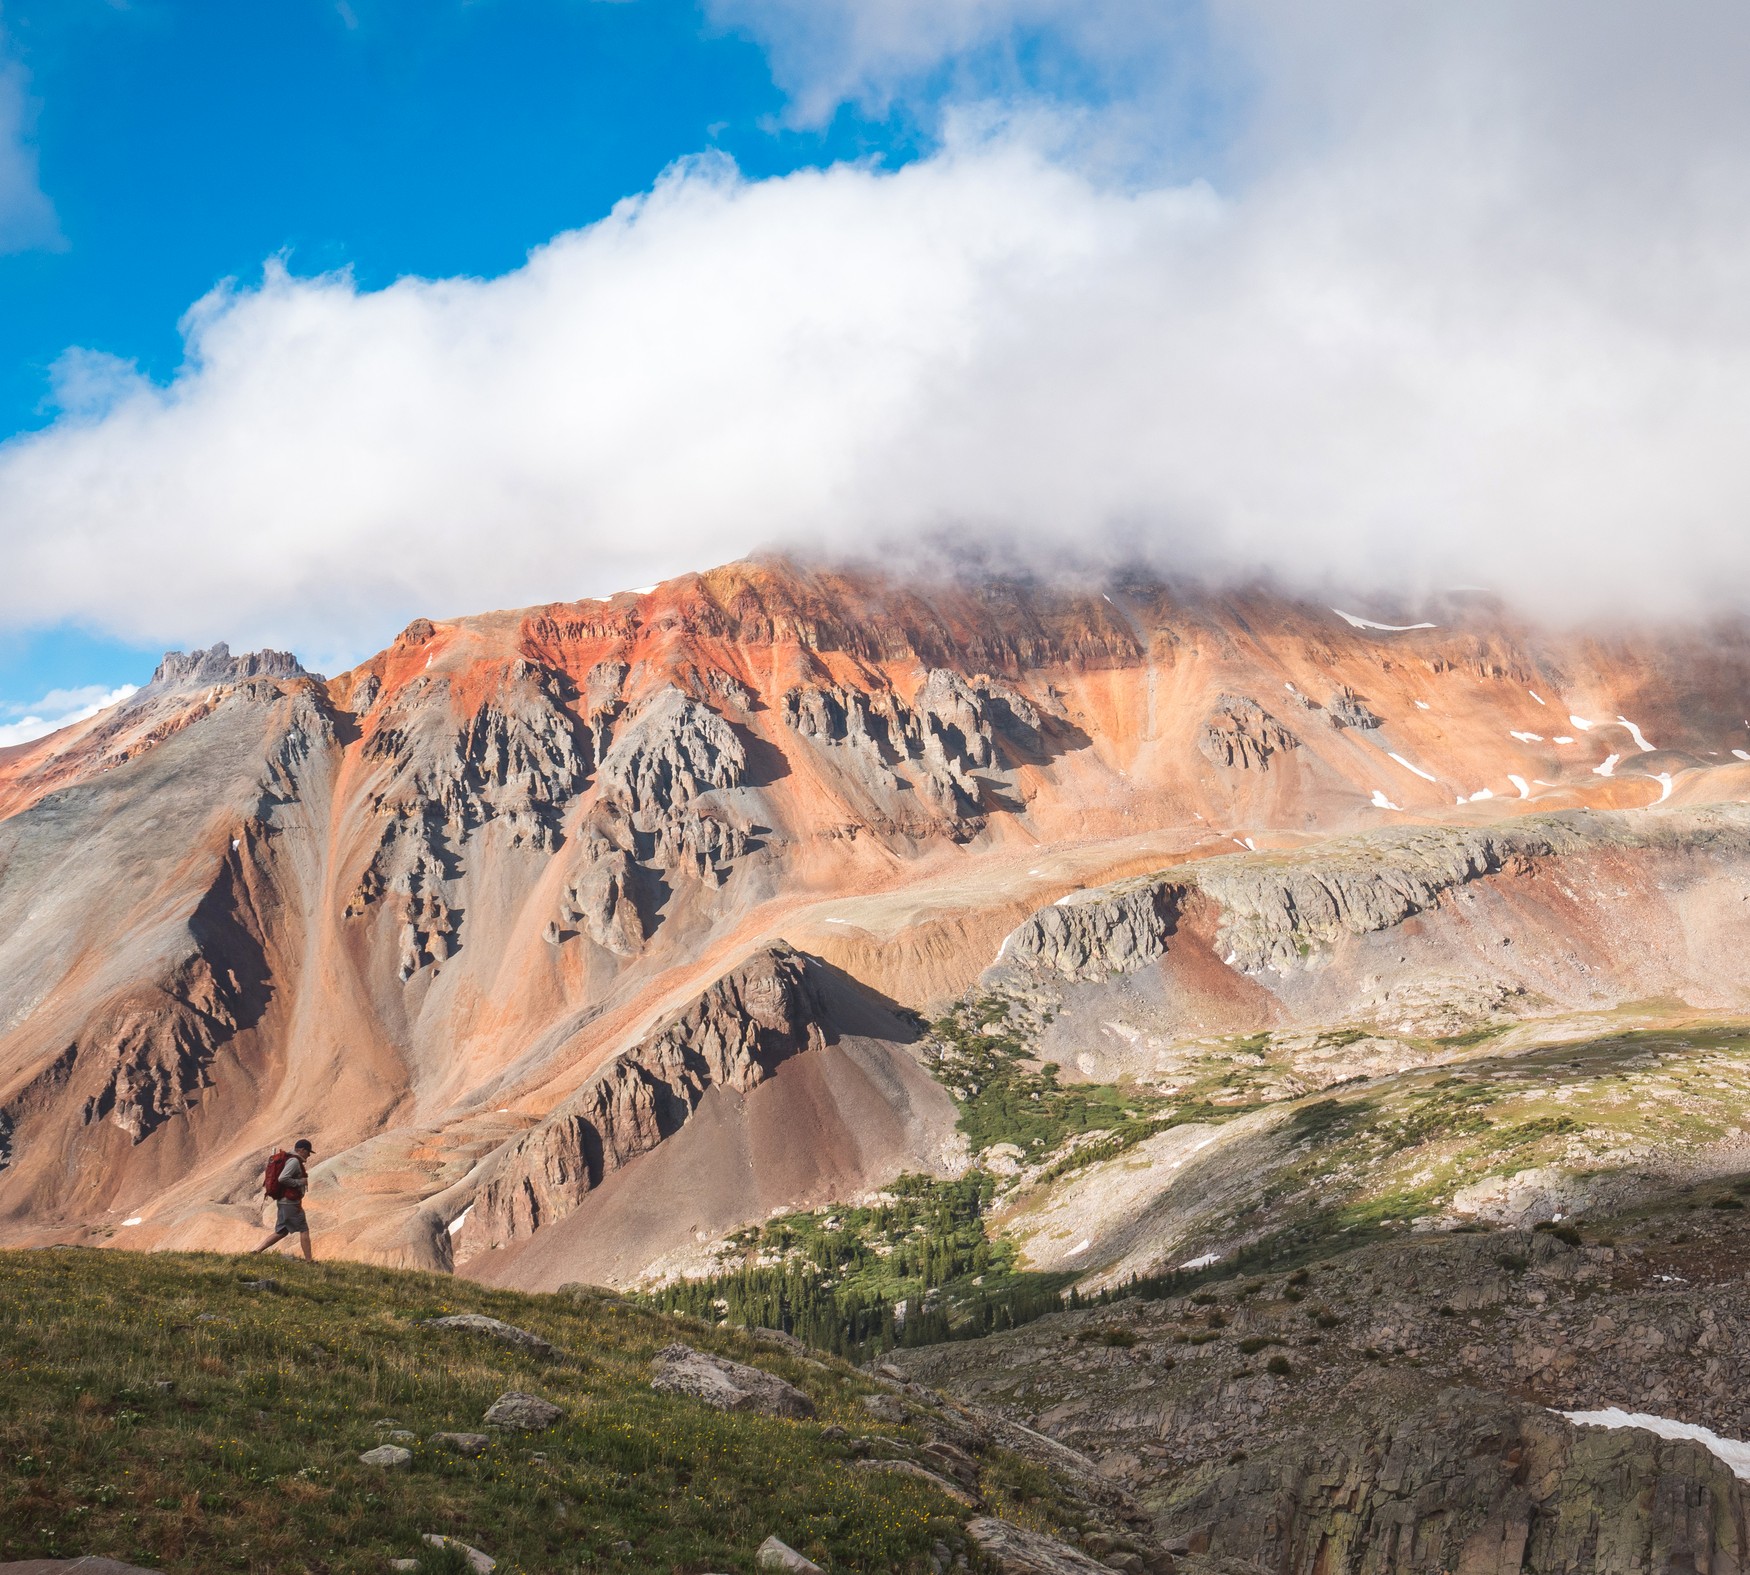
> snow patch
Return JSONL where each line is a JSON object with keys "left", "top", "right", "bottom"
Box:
{"left": 1178, "top": 1251, "right": 1223, "bottom": 1270}
{"left": 1554, "top": 736, "right": 1575, "bottom": 745}
{"left": 231, "top": 838, "right": 240, "bottom": 850}
{"left": 1510, "top": 731, "right": 1543, "bottom": 742}
{"left": 824, "top": 917, "right": 850, "bottom": 924}
{"left": 1415, "top": 700, "right": 1431, "bottom": 710}
{"left": 1468, "top": 788, "right": 1495, "bottom": 801}
{"left": 1054, "top": 895, "right": 1075, "bottom": 907}
{"left": 447, "top": 1205, "right": 474, "bottom": 1237}
{"left": 630, "top": 584, "right": 658, "bottom": 595}
{"left": 1593, "top": 754, "right": 1620, "bottom": 778}
{"left": 1332, "top": 608, "right": 1438, "bottom": 632}
{"left": 1509, "top": 774, "right": 1530, "bottom": 799}
{"left": 1734, "top": 750, "right": 1750, "bottom": 762}
{"left": 1569, "top": 715, "right": 1596, "bottom": 731}
{"left": 120, "top": 1217, "right": 142, "bottom": 1228}
{"left": 1529, "top": 690, "right": 1547, "bottom": 705}
{"left": 1370, "top": 790, "right": 1402, "bottom": 811}
{"left": 1066, "top": 1239, "right": 1091, "bottom": 1258}
{"left": 1388, "top": 752, "right": 1438, "bottom": 782}
{"left": 1617, "top": 716, "right": 1655, "bottom": 752}
{"left": 1652, "top": 773, "right": 1674, "bottom": 804}
{"left": 1562, "top": 1409, "right": 1750, "bottom": 1480}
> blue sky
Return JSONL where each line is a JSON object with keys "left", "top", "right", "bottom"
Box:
{"left": 0, "top": 0, "right": 923, "bottom": 725}
{"left": 2, "top": 1, "right": 1748, "bottom": 745}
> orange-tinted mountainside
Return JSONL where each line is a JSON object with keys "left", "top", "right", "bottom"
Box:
{"left": 4, "top": 555, "right": 1750, "bottom": 1285}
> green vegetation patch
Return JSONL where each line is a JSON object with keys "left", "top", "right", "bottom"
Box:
{"left": 0, "top": 1250, "right": 975, "bottom": 1574}
{"left": 643, "top": 1174, "right": 1073, "bottom": 1358}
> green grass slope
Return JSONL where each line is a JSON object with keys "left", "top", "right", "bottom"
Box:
{"left": 0, "top": 1250, "right": 1007, "bottom": 1574}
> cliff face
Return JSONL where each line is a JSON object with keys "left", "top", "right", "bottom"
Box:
{"left": 6, "top": 555, "right": 1750, "bottom": 1282}
{"left": 890, "top": 1197, "right": 1750, "bottom": 1575}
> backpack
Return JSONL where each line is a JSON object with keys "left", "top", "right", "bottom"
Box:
{"left": 263, "top": 1150, "right": 294, "bottom": 1200}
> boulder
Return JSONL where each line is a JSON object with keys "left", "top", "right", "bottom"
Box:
{"left": 966, "top": 1518, "right": 1115, "bottom": 1574}
{"left": 357, "top": 1445, "right": 412, "bottom": 1469}
{"left": 860, "top": 1392, "right": 907, "bottom": 1425}
{"left": 428, "top": 1431, "right": 490, "bottom": 1456}
{"left": 423, "top": 1314, "right": 558, "bottom": 1361}
{"left": 851, "top": 1457, "right": 976, "bottom": 1505}
{"left": 482, "top": 1391, "right": 563, "bottom": 1430}
{"left": 649, "top": 1343, "right": 816, "bottom": 1419}
{"left": 755, "top": 1537, "right": 823, "bottom": 1573}
{"left": 420, "top": 1535, "right": 495, "bottom": 1573}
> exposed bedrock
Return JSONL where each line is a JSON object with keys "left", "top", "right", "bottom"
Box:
{"left": 1197, "top": 693, "right": 1302, "bottom": 771}
{"left": 1326, "top": 684, "right": 1384, "bottom": 730}
{"left": 591, "top": 684, "right": 752, "bottom": 884}
{"left": 557, "top": 850, "right": 645, "bottom": 955}
{"left": 1159, "top": 1385, "right": 1750, "bottom": 1575}
{"left": 780, "top": 667, "right": 1035, "bottom": 824}
{"left": 351, "top": 660, "right": 592, "bottom": 971}
{"left": 1001, "top": 886, "right": 1181, "bottom": 983}
{"left": 146, "top": 642, "right": 313, "bottom": 691}
{"left": 596, "top": 684, "right": 745, "bottom": 814}
{"left": 455, "top": 943, "right": 826, "bottom": 1258}
{"left": 992, "top": 806, "right": 1750, "bottom": 985}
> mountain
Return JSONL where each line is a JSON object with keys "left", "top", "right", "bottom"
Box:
{"left": 4, "top": 554, "right": 1750, "bottom": 1297}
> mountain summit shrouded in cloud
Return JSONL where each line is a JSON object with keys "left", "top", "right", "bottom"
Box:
{"left": 4, "top": 0, "right": 1750, "bottom": 666}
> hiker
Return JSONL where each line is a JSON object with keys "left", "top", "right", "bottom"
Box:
{"left": 253, "top": 1139, "right": 316, "bottom": 1261}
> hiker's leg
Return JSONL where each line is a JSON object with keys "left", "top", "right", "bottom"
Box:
{"left": 298, "top": 1228, "right": 314, "bottom": 1263}
{"left": 252, "top": 1231, "right": 287, "bottom": 1254}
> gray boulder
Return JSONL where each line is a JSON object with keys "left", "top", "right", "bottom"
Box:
{"left": 423, "top": 1314, "right": 558, "bottom": 1361}
{"left": 420, "top": 1535, "right": 495, "bottom": 1573}
{"left": 966, "top": 1518, "right": 1114, "bottom": 1574}
{"left": 649, "top": 1342, "right": 816, "bottom": 1419}
{"left": 754, "top": 1537, "right": 823, "bottom": 1573}
{"left": 357, "top": 1444, "right": 412, "bottom": 1469}
{"left": 482, "top": 1391, "right": 563, "bottom": 1430}
{"left": 428, "top": 1431, "right": 490, "bottom": 1456}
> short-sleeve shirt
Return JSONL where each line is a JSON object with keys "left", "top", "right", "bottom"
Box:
{"left": 279, "top": 1155, "right": 308, "bottom": 1199}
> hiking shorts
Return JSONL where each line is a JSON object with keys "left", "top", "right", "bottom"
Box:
{"left": 274, "top": 1198, "right": 309, "bottom": 1235}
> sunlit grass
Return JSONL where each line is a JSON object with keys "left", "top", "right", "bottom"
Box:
{"left": 0, "top": 1250, "right": 969, "bottom": 1573}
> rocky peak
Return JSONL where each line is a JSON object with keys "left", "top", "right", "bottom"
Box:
{"left": 149, "top": 642, "right": 311, "bottom": 690}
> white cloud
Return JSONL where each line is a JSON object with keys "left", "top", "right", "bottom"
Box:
{"left": 0, "top": 37, "right": 58, "bottom": 254}
{"left": 0, "top": 685, "right": 137, "bottom": 749}
{"left": 4, "top": 4, "right": 1750, "bottom": 666}
{"left": 704, "top": 0, "right": 1204, "bottom": 127}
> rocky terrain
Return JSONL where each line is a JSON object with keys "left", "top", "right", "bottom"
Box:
{"left": 890, "top": 1182, "right": 1750, "bottom": 1574}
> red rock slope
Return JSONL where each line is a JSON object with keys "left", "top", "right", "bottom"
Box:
{"left": 3, "top": 558, "right": 1750, "bottom": 1282}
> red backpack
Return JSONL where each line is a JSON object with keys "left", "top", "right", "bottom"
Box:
{"left": 263, "top": 1150, "right": 294, "bottom": 1200}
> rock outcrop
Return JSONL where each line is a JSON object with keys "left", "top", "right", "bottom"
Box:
{"left": 455, "top": 944, "right": 827, "bottom": 1257}
{"left": 1002, "top": 886, "right": 1180, "bottom": 983}
{"left": 993, "top": 805, "right": 1750, "bottom": 984}
{"left": 890, "top": 1199, "right": 1750, "bottom": 1575}
{"left": 352, "top": 659, "right": 592, "bottom": 974}
{"left": 147, "top": 643, "right": 311, "bottom": 690}
{"left": 648, "top": 1342, "right": 817, "bottom": 1419}
{"left": 1326, "top": 684, "right": 1383, "bottom": 730}
{"left": 781, "top": 667, "right": 1007, "bottom": 825}
{"left": 1198, "top": 695, "right": 1300, "bottom": 770}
